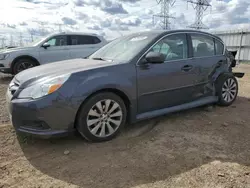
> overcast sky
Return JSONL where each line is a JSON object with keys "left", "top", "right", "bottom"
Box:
{"left": 0, "top": 0, "right": 249, "bottom": 44}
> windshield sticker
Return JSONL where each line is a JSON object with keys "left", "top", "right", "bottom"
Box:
{"left": 130, "top": 36, "right": 148, "bottom": 42}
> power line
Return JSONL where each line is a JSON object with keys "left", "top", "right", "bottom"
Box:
{"left": 153, "top": 0, "right": 176, "bottom": 30}
{"left": 187, "top": 0, "right": 211, "bottom": 30}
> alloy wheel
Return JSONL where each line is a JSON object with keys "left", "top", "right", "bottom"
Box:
{"left": 16, "top": 62, "right": 34, "bottom": 73}
{"left": 222, "top": 78, "right": 237, "bottom": 103}
{"left": 87, "top": 99, "right": 123, "bottom": 138}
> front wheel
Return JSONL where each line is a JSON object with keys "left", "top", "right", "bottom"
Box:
{"left": 216, "top": 74, "right": 238, "bottom": 106}
{"left": 76, "top": 92, "right": 127, "bottom": 142}
{"left": 13, "top": 59, "right": 36, "bottom": 75}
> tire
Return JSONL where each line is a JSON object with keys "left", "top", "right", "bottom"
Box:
{"left": 216, "top": 74, "right": 238, "bottom": 106}
{"left": 76, "top": 92, "right": 127, "bottom": 142}
{"left": 13, "top": 59, "right": 37, "bottom": 75}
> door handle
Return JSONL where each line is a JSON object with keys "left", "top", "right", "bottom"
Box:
{"left": 181, "top": 65, "right": 193, "bottom": 71}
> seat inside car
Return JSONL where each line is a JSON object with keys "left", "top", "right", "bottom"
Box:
{"left": 196, "top": 42, "right": 210, "bottom": 57}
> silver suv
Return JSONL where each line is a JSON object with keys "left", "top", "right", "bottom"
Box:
{"left": 0, "top": 32, "right": 107, "bottom": 75}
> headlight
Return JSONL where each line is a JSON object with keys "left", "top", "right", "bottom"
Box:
{"left": 0, "top": 53, "right": 9, "bottom": 60}
{"left": 18, "top": 74, "right": 71, "bottom": 99}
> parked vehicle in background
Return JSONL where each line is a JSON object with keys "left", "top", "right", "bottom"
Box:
{"left": 6, "top": 29, "right": 244, "bottom": 142}
{"left": 0, "top": 32, "right": 107, "bottom": 75}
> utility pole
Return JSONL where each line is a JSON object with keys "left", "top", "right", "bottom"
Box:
{"left": 30, "top": 33, "right": 34, "bottom": 42}
{"left": 37, "top": 21, "right": 47, "bottom": 36}
{"left": 187, "top": 0, "right": 211, "bottom": 30}
{"left": 19, "top": 33, "right": 23, "bottom": 47}
{"left": 153, "top": 0, "right": 176, "bottom": 30}
{"left": 0, "top": 37, "right": 6, "bottom": 48}
{"left": 28, "top": 29, "right": 34, "bottom": 42}
{"left": 9, "top": 35, "right": 13, "bottom": 46}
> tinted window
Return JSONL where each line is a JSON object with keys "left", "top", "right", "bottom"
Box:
{"left": 150, "top": 34, "right": 188, "bottom": 61}
{"left": 215, "top": 40, "right": 224, "bottom": 55}
{"left": 46, "top": 35, "right": 67, "bottom": 46}
{"left": 70, "top": 35, "right": 101, "bottom": 45}
{"left": 191, "top": 34, "right": 215, "bottom": 57}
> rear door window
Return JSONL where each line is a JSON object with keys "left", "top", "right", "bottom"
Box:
{"left": 69, "top": 35, "right": 101, "bottom": 45}
{"left": 190, "top": 34, "right": 215, "bottom": 57}
{"left": 215, "top": 40, "right": 224, "bottom": 55}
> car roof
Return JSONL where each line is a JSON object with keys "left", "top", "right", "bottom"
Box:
{"left": 49, "top": 31, "right": 103, "bottom": 37}
{"left": 128, "top": 29, "right": 222, "bottom": 41}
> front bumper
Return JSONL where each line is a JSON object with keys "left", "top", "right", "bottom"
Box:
{"left": 0, "top": 59, "right": 12, "bottom": 74}
{"left": 0, "top": 64, "right": 12, "bottom": 74}
{"left": 6, "top": 90, "right": 77, "bottom": 138}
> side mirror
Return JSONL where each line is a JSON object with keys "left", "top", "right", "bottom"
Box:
{"left": 42, "top": 42, "right": 50, "bottom": 49}
{"left": 145, "top": 52, "right": 165, "bottom": 64}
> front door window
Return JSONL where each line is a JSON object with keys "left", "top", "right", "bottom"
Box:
{"left": 150, "top": 34, "right": 188, "bottom": 61}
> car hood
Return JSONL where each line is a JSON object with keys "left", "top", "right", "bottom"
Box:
{"left": 0, "top": 46, "right": 36, "bottom": 53}
{"left": 14, "top": 58, "right": 116, "bottom": 88}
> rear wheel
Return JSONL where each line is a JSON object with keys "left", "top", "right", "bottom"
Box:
{"left": 76, "top": 92, "right": 127, "bottom": 142}
{"left": 216, "top": 74, "right": 238, "bottom": 106}
{"left": 13, "top": 59, "right": 37, "bottom": 75}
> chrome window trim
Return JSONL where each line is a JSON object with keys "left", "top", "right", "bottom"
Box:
{"left": 136, "top": 31, "right": 226, "bottom": 66}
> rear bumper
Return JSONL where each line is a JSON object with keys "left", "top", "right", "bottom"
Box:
{"left": 233, "top": 72, "right": 245, "bottom": 78}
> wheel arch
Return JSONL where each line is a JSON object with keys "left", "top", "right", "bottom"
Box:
{"left": 74, "top": 88, "right": 132, "bottom": 128}
{"left": 11, "top": 55, "right": 40, "bottom": 73}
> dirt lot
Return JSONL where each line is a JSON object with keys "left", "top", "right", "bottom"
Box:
{"left": 1, "top": 65, "right": 250, "bottom": 188}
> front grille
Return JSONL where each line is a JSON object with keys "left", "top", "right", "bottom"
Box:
{"left": 9, "top": 79, "right": 20, "bottom": 95}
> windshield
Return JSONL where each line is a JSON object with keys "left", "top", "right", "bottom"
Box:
{"left": 89, "top": 33, "right": 157, "bottom": 62}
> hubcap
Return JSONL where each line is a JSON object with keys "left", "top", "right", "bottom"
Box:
{"left": 87, "top": 99, "right": 123, "bottom": 138}
{"left": 17, "top": 62, "right": 34, "bottom": 73}
{"left": 222, "top": 78, "right": 237, "bottom": 102}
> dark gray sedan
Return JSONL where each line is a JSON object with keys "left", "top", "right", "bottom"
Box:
{"left": 6, "top": 29, "right": 244, "bottom": 142}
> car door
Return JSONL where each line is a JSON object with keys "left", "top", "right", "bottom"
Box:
{"left": 68, "top": 35, "right": 103, "bottom": 59}
{"left": 188, "top": 33, "right": 227, "bottom": 98}
{"left": 136, "top": 33, "right": 201, "bottom": 114}
{"left": 39, "top": 35, "right": 70, "bottom": 64}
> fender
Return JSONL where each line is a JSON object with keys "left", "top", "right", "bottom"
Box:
{"left": 71, "top": 68, "right": 138, "bottom": 123}
{"left": 211, "top": 62, "right": 231, "bottom": 82}
{"left": 76, "top": 72, "right": 136, "bottom": 101}
{"left": 12, "top": 55, "right": 40, "bottom": 70}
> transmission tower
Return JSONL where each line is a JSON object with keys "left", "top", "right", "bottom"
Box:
{"left": 187, "top": 0, "right": 211, "bottom": 30}
{"left": 153, "top": 0, "right": 176, "bottom": 30}
{"left": 37, "top": 21, "right": 47, "bottom": 36}
{"left": 54, "top": 23, "right": 63, "bottom": 32}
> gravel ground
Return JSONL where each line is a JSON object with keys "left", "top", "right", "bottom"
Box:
{"left": 0, "top": 73, "right": 12, "bottom": 124}
{"left": 0, "top": 65, "right": 250, "bottom": 188}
